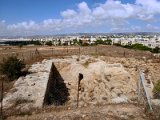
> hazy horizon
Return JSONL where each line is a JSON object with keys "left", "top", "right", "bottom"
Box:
{"left": 1, "top": 0, "right": 160, "bottom": 36}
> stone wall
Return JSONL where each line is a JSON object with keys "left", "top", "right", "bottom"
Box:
{"left": 2, "top": 59, "right": 53, "bottom": 110}
{"left": 1, "top": 55, "right": 140, "bottom": 111}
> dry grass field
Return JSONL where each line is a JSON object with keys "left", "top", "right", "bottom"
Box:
{"left": 6, "top": 103, "right": 159, "bottom": 120}
{"left": 0, "top": 45, "right": 154, "bottom": 62}
{"left": 0, "top": 45, "right": 159, "bottom": 100}
{"left": 0, "top": 45, "right": 154, "bottom": 94}
{"left": 0, "top": 45, "right": 160, "bottom": 120}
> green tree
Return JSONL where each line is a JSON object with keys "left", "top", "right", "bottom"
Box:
{"left": 105, "top": 40, "right": 112, "bottom": 45}
{"left": 95, "top": 39, "right": 105, "bottom": 45}
{"left": 0, "top": 56, "right": 25, "bottom": 81}
{"left": 152, "top": 47, "right": 160, "bottom": 53}
{"left": 45, "top": 41, "right": 53, "bottom": 46}
{"left": 58, "top": 39, "right": 61, "bottom": 46}
{"left": 73, "top": 39, "right": 83, "bottom": 46}
{"left": 33, "top": 40, "right": 42, "bottom": 45}
{"left": 73, "top": 39, "right": 78, "bottom": 45}
{"left": 130, "top": 43, "right": 152, "bottom": 51}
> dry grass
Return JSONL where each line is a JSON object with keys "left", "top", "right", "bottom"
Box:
{"left": 0, "top": 45, "right": 159, "bottom": 99}
{"left": 5, "top": 103, "right": 157, "bottom": 120}
{"left": 0, "top": 45, "right": 160, "bottom": 120}
{"left": 0, "top": 79, "right": 15, "bottom": 100}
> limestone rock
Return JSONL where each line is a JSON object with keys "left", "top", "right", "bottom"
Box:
{"left": 2, "top": 55, "right": 138, "bottom": 110}
{"left": 151, "top": 99, "right": 160, "bottom": 106}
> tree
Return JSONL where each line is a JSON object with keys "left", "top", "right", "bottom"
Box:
{"left": 95, "top": 39, "right": 105, "bottom": 45}
{"left": 79, "top": 40, "right": 83, "bottom": 46}
{"left": 152, "top": 47, "right": 160, "bottom": 53}
{"left": 33, "top": 40, "right": 41, "bottom": 45}
{"left": 58, "top": 39, "right": 61, "bottom": 46}
{"left": 105, "top": 40, "right": 112, "bottom": 45}
{"left": 130, "top": 43, "right": 152, "bottom": 51}
{"left": 94, "top": 39, "right": 112, "bottom": 45}
{"left": 45, "top": 41, "right": 53, "bottom": 46}
{"left": 0, "top": 56, "right": 25, "bottom": 81}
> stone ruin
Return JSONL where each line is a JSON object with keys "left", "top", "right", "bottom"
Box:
{"left": 2, "top": 55, "right": 138, "bottom": 111}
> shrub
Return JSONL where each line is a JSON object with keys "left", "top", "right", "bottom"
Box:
{"left": 73, "top": 39, "right": 80, "bottom": 45}
{"left": 153, "top": 80, "right": 160, "bottom": 99}
{"left": 82, "top": 42, "right": 90, "bottom": 46}
{"left": 4, "top": 40, "right": 42, "bottom": 46}
{"left": 95, "top": 39, "right": 105, "bottom": 45}
{"left": 113, "top": 43, "right": 122, "bottom": 46}
{"left": 152, "top": 47, "right": 160, "bottom": 53}
{"left": 130, "top": 43, "right": 152, "bottom": 51}
{"left": 0, "top": 56, "right": 25, "bottom": 81}
{"left": 45, "top": 41, "right": 53, "bottom": 46}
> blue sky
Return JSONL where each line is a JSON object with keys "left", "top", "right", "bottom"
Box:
{"left": 0, "top": 0, "right": 160, "bottom": 36}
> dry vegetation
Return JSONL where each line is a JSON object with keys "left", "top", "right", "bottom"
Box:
{"left": 5, "top": 103, "right": 160, "bottom": 120}
{"left": 0, "top": 45, "right": 160, "bottom": 119}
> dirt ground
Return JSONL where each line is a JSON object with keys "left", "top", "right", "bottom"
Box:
{"left": 0, "top": 45, "right": 160, "bottom": 119}
{"left": 0, "top": 45, "right": 154, "bottom": 63}
{"left": 0, "top": 45, "right": 156, "bottom": 94}
{"left": 6, "top": 103, "right": 160, "bottom": 120}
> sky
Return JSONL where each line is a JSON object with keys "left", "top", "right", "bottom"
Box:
{"left": 0, "top": 0, "right": 160, "bottom": 36}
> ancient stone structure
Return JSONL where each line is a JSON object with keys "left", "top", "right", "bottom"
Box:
{"left": 2, "top": 55, "right": 138, "bottom": 110}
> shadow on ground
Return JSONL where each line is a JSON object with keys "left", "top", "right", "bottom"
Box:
{"left": 44, "top": 63, "right": 69, "bottom": 106}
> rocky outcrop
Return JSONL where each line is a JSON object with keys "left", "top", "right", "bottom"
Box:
{"left": 59, "top": 56, "right": 137, "bottom": 106}
{"left": 2, "top": 59, "right": 53, "bottom": 110}
{"left": 1, "top": 55, "right": 138, "bottom": 111}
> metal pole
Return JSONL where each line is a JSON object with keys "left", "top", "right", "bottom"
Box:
{"left": 138, "top": 76, "right": 141, "bottom": 97}
{"left": 140, "top": 72, "right": 153, "bottom": 111}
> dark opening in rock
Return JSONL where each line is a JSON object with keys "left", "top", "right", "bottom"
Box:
{"left": 43, "top": 63, "right": 69, "bottom": 106}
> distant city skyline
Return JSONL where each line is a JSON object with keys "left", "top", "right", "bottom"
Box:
{"left": 0, "top": 0, "right": 160, "bottom": 36}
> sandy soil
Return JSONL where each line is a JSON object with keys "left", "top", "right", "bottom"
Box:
{"left": 7, "top": 103, "right": 154, "bottom": 120}
{"left": 0, "top": 45, "right": 160, "bottom": 119}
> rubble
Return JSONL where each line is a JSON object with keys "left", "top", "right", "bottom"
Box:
{"left": 2, "top": 59, "right": 53, "bottom": 110}
{"left": 2, "top": 55, "right": 159, "bottom": 111}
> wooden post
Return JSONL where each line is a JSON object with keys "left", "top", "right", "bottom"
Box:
{"left": 31, "top": 51, "right": 34, "bottom": 60}
{"left": 77, "top": 73, "right": 83, "bottom": 108}
{"left": 96, "top": 46, "right": 98, "bottom": 54}
{"left": 124, "top": 51, "right": 126, "bottom": 57}
{"left": 67, "top": 47, "right": 68, "bottom": 54}
{"left": 30, "top": 51, "right": 32, "bottom": 59}
{"left": 79, "top": 47, "right": 80, "bottom": 58}
{"left": 0, "top": 77, "right": 4, "bottom": 119}
{"left": 76, "top": 80, "right": 80, "bottom": 108}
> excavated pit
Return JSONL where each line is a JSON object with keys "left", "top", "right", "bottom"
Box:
{"left": 43, "top": 63, "right": 69, "bottom": 106}
{"left": 1, "top": 56, "right": 140, "bottom": 111}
